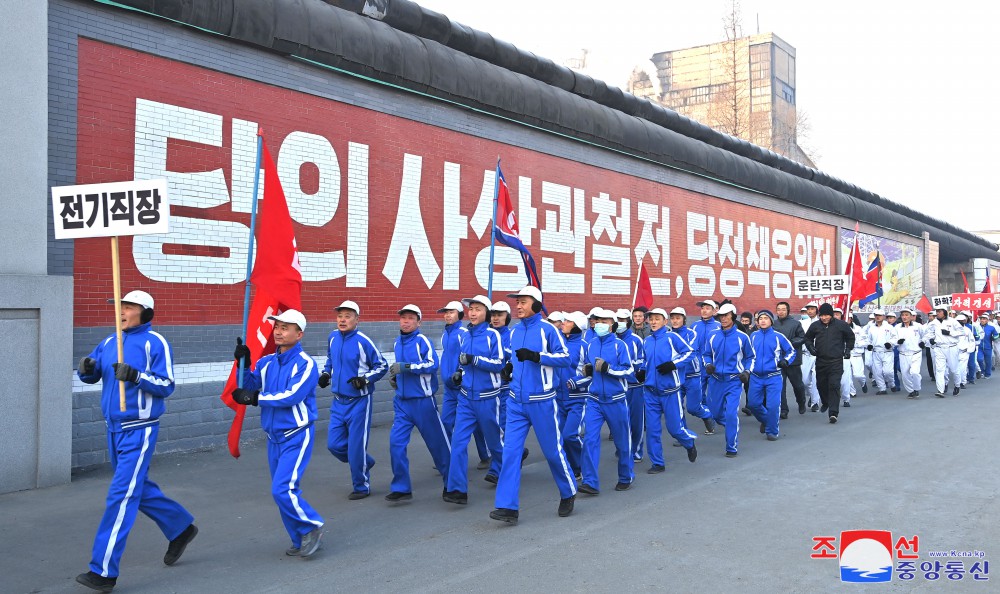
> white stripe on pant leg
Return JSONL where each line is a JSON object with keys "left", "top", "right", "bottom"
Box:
{"left": 362, "top": 397, "right": 371, "bottom": 490}
{"left": 288, "top": 428, "right": 323, "bottom": 528}
{"left": 673, "top": 392, "right": 696, "bottom": 440}
{"left": 548, "top": 399, "right": 576, "bottom": 495}
{"left": 101, "top": 427, "right": 152, "bottom": 577}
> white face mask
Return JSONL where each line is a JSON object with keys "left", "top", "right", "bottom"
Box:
{"left": 594, "top": 323, "right": 612, "bottom": 337}
{"left": 615, "top": 321, "right": 627, "bottom": 334}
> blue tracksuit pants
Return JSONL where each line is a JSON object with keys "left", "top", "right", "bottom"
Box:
{"left": 446, "top": 396, "right": 503, "bottom": 493}
{"left": 327, "top": 395, "right": 376, "bottom": 494}
{"left": 557, "top": 398, "right": 586, "bottom": 475}
{"left": 581, "top": 398, "right": 634, "bottom": 491}
{"left": 268, "top": 426, "right": 324, "bottom": 546}
{"left": 441, "top": 386, "right": 490, "bottom": 462}
{"left": 968, "top": 346, "right": 979, "bottom": 382}
{"left": 389, "top": 397, "right": 451, "bottom": 493}
{"left": 708, "top": 376, "right": 743, "bottom": 454}
{"left": 978, "top": 347, "right": 993, "bottom": 378}
{"left": 682, "top": 374, "right": 713, "bottom": 419}
{"left": 626, "top": 386, "right": 645, "bottom": 460}
{"left": 748, "top": 374, "right": 782, "bottom": 437}
{"left": 495, "top": 397, "right": 576, "bottom": 510}
{"left": 89, "top": 425, "right": 193, "bottom": 578}
{"left": 644, "top": 388, "right": 696, "bottom": 467}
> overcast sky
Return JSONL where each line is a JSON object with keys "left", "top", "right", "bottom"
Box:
{"left": 416, "top": 0, "right": 1000, "bottom": 231}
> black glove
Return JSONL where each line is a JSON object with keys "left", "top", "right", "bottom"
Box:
{"left": 234, "top": 337, "right": 251, "bottom": 369}
{"left": 231, "top": 388, "right": 259, "bottom": 406}
{"left": 635, "top": 369, "right": 646, "bottom": 383}
{"left": 389, "top": 362, "right": 407, "bottom": 376}
{"left": 929, "top": 338, "right": 936, "bottom": 346}
{"left": 594, "top": 358, "right": 609, "bottom": 373}
{"left": 656, "top": 361, "right": 676, "bottom": 374}
{"left": 583, "top": 363, "right": 594, "bottom": 377}
{"left": 941, "top": 329, "right": 950, "bottom": 336}
{"left": 739, "top": 370, "right": 750, "bottom": 383}
{"left": 705, "top": 363, "right": 716, "bottom": 375}
{"left": 867, "top": 344, "right": 874, "bottom": 351}
{"left": 883, "top": 342, "right": 893, "bottom": 350}
{"left": 78, "top": 357, "right": 96, "bottom": 375}
{"left": 897, "top": 338, "right": 906, "bottom": 345}
{"left": 918, "top": 341, "right": 926, "bottom": 349}
{"left": 451, "top": 370, "right": 463, "bottom": 386}
{"left": 389, "top": 376, "right": 398, "bottom": 390}
{"left": 806, "top": 346, "right": 817, "bottom": 356}
{"left": 112, "top": 362, "right": 140, "bottom": 383}
{"left": 515, "top": 348, "right": 541, "bottom": 363}
{"left": 349, "top": 376, "right": 367, "bottom": 390}
{"left": 778, "top": 360, "right": 789, "bottom": 369}
{"left": 844, "top": 353, "right": 851, "bottom": 360}
{"left": 459, "top": 353, "right": 471, "bottom": 365}
{"left": 500, "top": 362, "right": 513, "bottom": 382}
{"left": 317, "top": 372, "right": 331, "bottom": 389}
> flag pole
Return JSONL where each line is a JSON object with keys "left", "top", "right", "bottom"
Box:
{"left": 238, "top": 130, "right": 264, "bottom": 389}
{"left": 632, "top": 261, "right": 642, "bottom": 309}
{"left": 487, "top": 157, "right": 500, "bottom": 301}
{"left": 110, "top": 236, "right": 127, "bottom": 412}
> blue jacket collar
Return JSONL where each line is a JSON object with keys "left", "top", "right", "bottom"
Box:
{"left": 275, "top": 341, "right": 303, "bottom": 363}
{"left": 123, "top": 322, "right": 151, "bottom": 335}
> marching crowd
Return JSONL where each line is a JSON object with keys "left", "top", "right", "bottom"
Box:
{"left": 72, "top": 287, "right": 1000, "bottom": 592}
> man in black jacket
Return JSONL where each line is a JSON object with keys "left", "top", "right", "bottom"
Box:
{"left": 804, "top": 303, "right": 856, "bottom": 424}
{"left": 773, "top": 301, "right": 807, "bottom": 416}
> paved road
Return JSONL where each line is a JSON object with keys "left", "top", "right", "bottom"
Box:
{"left": 3, "top": 374, "right": 997, "bottom": 592}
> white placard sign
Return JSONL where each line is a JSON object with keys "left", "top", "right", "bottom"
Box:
{"left": 51, "top": 179, "right": 169, "bottom": 239}
{"left": 794, "top": 275, "right": 850, "bottom": 296}
{"left": 930, "top": 294, "right": 953, "bottom": 310}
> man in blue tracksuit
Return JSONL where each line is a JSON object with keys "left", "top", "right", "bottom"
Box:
{"left": 385, "top": 304, "right": 451, "bottom": 501}
{"left": 702, "top": 303, "right": 756, "bottom": 457}
{"left": 320, "top": 300, "right": 387, "bottom": 500}
{"left": 692, "top": 300, "right": 722, "bottom": 400}
{"left": 669, "top": 307, "right": 717, "bottom": 435}
{"left": 443, "top": 295, "right": 506, "bottom": 504}
{"left": 979, "top": 313, "right": 998, "bottom": 378}
{"left": 559, "top": 311, "right": 589, "bottom": 479}
{"left": 616, "top": 308, "right": 646, "bottom": 462}
{"left": 492, "top": 299, "right": 529, "bottom": 468}
{"left": 490, "top": 286, "right": 575, "bottom": 524}
{"left": 642, "top": 308, "right": 699, "bottom": 473}
{"left": 578, "top": 309, "right": 635, "bottom": 494}
{"left": 437, "top": 301, "right": 490, "bottom": 471}
{"left": 75, "top": 291, "right": 197, "bottom": 593}
{"left": 232, "top": 309, "right": 324, "bottom": 559}
{"left": 747, "top": 310, "right": 796, "bottom": 441}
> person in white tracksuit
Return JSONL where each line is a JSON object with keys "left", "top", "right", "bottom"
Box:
{"left": 955, "top": 314, "right": 975, "bottom": 388}
{"left": 864, "top": 310, "right": 898, "bottom": 394}
{"left": 843, "top": 313, "right": 868, "bottom": 404}
{"left": 924, "top": 307, "right": 963, "bottom": 396}
{"left": 895, "top": 308, "right": 925, "bottom": 398}
{"left": 862, "top": 312, "right": 876, "bottom": 384}
{"left": 799, "top": 304, "right": 822, "bottom": 410}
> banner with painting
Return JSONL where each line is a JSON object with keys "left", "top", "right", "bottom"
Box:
{"left": 839, "top": 229, "right": 923, "bottom": 313}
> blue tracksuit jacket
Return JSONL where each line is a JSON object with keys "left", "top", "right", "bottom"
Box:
{"left": 749, "top": 327, "right": 796, "bottom": 376}
{"left": 507, "top": 314, "right": 570, "bottom": 402}
{"left": 393, "top": 329, "right": 440, "bottom": 398}
{"left": 322, "top": 328, "right": 388, "bottom": 396}
{"left": 440, "top": 321, "right": 467, "bottom": 392}
{"left": 618, "top": 328, "right": 645, "bottom": 388}
{"left": 563, "top": 331, "right": 591, "bottom": 397}
{"left": 241, "top": 342, "right": 319, "bottom": 439}
{"left": 642, "top": 326, "right": 694, "bottom": 393}
{"left": 585, "top": 333, "right": 634, "bottom": 401}
{"left": 459, "top": 322, "right": 506, "bottom": 398}
{"left": 672, "top": 325, "right": 701, "bottom": 377}
{"left": 702, "top": 327, "right": 756, "bottom": 376}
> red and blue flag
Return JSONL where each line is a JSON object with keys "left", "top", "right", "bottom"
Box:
{"left": 493, "top": 162, "right": 541, "bottom": 288}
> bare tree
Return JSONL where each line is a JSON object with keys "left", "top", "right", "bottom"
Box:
{"left": 705, "top": 0, "right": 755, "bottom": 141}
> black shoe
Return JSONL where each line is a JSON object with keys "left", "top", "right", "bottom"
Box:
{"left": 798, "top": 403, "right": 806, "bottom": 414}
{"left": 164, "top": 524, "right": 198, "bottom": 566}
{"left": 759, "top": 422, "right": 765, "bottom": 434}
{"left": 953, "top": 387, "right": 960, "bottom": 396}
{"left": 725, "top": 451, "right": 738, "bottom": 458}
{"left": 574, "top": 471, "right": 582, "bottom": 482}
{"left": 907, "top": 392, "right": 917, "bottom": 399}
{"left": 820, "top": 404, "right": 829, "bottom": 413}
{"left": 558, "top": 495, "right": 575, "bottom": 517}
{"left": 935, "top": 392, "right": 946, "bottom": 398}
{"left": 348, "top": 490, "right": 370, "bottom": 500}
{"left": 829, "top": 416, "right": 838, "bottom": 424}
{"left": 442, "top": 491, "right": 468, "bottom": 505}
{"left": 913, "top": 391, "right": 920, "bottom": 397}
{"left": 861, "top": 382, "right": 868, "bottom": 393}
{"left": 285, "top": 546, "right": 301, "bottom": 556}
{"left": 811, "top": 404, "right": 819, "bottom": 412}
{"left": 875, "top": 390, "right": 887, "bottom": 395}
{"left": 76, "top": 572, "right": 116, "bottom": 593}
{"left": 489, "top": 508, "right": 519, "bottom": 524}
{"left": 299, "top": 528, "right": 323, "bottom": 559}
{"left": 384, "top": 491, "right": 413, "bottom": 502}
{"left": 614, "top": 481, "right": 632, "bottom": 491}
{"left": 968, "top": 380, "right": 976, "bottom": 385}
{"left": 703, "top": 418, "right": 717, "bottom": 434}
{"left": 484, "top": 473, "right": 498, "bottom": 485}
{"left": 842, "top": 401, "right": 851, "bottom": 408}
{"left": 687, "top": 444, "right": 698, "bottom": 463}
{"left": 780, "top": 411, "right": 788, "bottom": 420}
{"left": 891, "top": 387, "right": 900, "bottom": 392}
{"left": 477, "top": 457, "right": 492, "bottom": 470}
{"left": 520, "top": 448, "right": 529, "bottom": 466}
{"left": 766, "top": 434, "right": 778, "bottom": 441}
{"left": 741, "top": 406, "right": 752, "bottom": 416}
{"left": 977, "top": 371, "right": 983, "bottom": 379}
{"left": 647, "top": 465, "right": 665, "bottom": 474}
{"left": 671, "top": 440, "right": 682, "bottom": 447}
{"left": 578, "top": 483, "right": 599, "bottom": 495}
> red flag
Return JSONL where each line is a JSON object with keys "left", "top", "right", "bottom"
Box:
{"left": 220, "top": 139, "right": 302, "bottom": 458}
{"left": 961, "top": 270, "right": 970, "bottom": 293}
{"left": 915, "top": 294, "right": 933, "bottom": 315}
{"left": 632, "top": 261, "right": 653, "bottom": 310}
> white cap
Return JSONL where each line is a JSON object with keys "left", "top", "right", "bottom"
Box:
{"left": 437, "top": 301, "right": 465, "bottom": 313}
{"left": 462, "top": 295, "right": 493, "bottom": 311}
{"left": 268, "top": 308, "right": 307, "bottom": 331}
{"left": 111, "top": 290, "right": 154, "bottom": 310}
{"left": 591, "top": 307, "right": 617, "bottom": 319}
{"left": 508, "top": 285, "right": 543, "bottom": 303}
{"left": 800, "top": 305, "right": 809, "bottom": 311}
{"left": 615, "top": 308, "right": 632, "bottom": 320}
{"left": 869, "top": 313, "right": 876, "bottom": 319}
{"left": 873, "top": 309, "right": 885, "bottom": 316}
{"left": 806, "top": 301, "right": 819, "bottom": 308}
{"left": 717, "top": 303, "right": 738, "bottom": 316}
{"left": 547, "top": 311, "right": 566, "bottom": 322}
{"left": 834, "top": 307, "right": 844, "bottom": 314}
{"left": 885, "top": 311, "right": 897, "bottom": 317}
{"left": 336, "top": 300, "right": 361, "bottom": 315}
{"left": 899, "top": 307, "right": 914, "bottom": 315}
{"left": 588, "top": 306, "right": 603, "bottom": 318}
{"left": 491, "top": 301, "right": 511, "bottom": 313}
{"left": 565, "top": 311, "right": 588, "bottom": 331}
{"left": 956, "top": 313, "right": 968, "bottom": 322}
{"left": 696, "top": 300, "right": 719, "bottom": 309}
{"left": 648, "top": 307, "right": 669, "bottom": 318}
{"left": 397, "top": 304, "right": 422, "bottom": 319}
{"left": 980, "top": 313, "right": 989, "bottom": 318}
{"left": 670, "top": 307, "right": 687, "bottom": 317}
